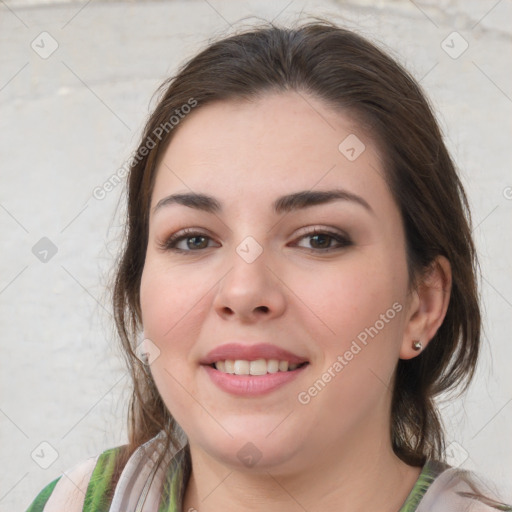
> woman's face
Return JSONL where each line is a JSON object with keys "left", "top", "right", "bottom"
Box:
{"left": 140, "top": 92, "right": 414, "bottom": 472}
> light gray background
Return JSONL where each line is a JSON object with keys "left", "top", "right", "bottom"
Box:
{"left": 1, "top": 0, "right": 511, "bottom": 510}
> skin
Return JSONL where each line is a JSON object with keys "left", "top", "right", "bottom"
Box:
{"left": 139, "top": 91, "right": 452, "bottom": 512}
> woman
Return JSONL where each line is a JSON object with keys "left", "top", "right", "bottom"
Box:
{"left": 26, "top": 20, "right": 511, "bottom": 512}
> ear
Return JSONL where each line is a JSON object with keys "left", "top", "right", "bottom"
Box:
{"left": 400, "top": 255, "right": 452, "bottom": 360}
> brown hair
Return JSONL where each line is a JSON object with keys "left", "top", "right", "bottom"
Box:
{"left": 110, "top": 19, "right": 480, "bottom": 486}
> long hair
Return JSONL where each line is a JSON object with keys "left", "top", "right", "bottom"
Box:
{"left": 109, "top": 19, "right": 480, "bottom": 487}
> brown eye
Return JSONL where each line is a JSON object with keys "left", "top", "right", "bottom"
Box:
{"left": 184, "top": 235, "right": 209, "bottom": 250}
{"left": 294, "top": 229, "right": 352, "bottom": 252}
{"left": 309, "top": 233, "right": 333, "bottom": 249}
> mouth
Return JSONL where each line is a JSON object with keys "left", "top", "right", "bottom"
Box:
{"left": 208, "top": 359, "right": 309, "bottom": 375}
{"left": 200, "top": 343, "right": 310, "bottom": 396}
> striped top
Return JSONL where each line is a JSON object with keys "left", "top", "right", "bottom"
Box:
{"left": 26, "top": 431, "right": 512, "bottom": 512}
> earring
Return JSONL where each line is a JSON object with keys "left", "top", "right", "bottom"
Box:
{"left": 412, "top": 340, "right": 422, "bottom": 351}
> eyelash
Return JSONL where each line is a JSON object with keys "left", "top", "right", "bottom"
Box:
{"left": 158, "top": 227, "right": 352, "bottom": 254}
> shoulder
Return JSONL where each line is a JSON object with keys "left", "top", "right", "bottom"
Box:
{"left": 25, "top": 445, "right": 125, "bottom": 512}
{"left": 417, "top": 461, "right": 512, "bottom": 512}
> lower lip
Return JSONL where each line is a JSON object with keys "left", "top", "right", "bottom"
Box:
{"left": 202, "top": 364, "right": 308, "bottom": 396}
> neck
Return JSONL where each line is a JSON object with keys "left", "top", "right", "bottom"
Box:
{"left": 182, "top": 421, "right": 422, "bottom": 512}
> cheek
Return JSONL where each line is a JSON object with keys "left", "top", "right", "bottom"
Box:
{"left": 296, "top": 267, "right": 404, "bottom": 435}
{"left": 139, "top": 258, "right": 210, "bottom": 342}
{"left": 292, "top": 254, "right": 404, "bottom": 347}
{"left": 139, "top": 260, "right": 208, "bottom": 413}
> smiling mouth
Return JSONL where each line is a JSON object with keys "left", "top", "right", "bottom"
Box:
{"left": 208, "top": 359, "right": 309, "bottom": 376}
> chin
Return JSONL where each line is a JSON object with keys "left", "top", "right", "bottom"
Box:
{"left": 205, "top": 437, "right": 302, "bottom": 473}
{"left": 187, "top": 417, "right": 308, "bottom": 473}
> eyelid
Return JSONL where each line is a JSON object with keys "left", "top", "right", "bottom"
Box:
{"left": 292, "top": 225, "right": 349, "bottom": 239}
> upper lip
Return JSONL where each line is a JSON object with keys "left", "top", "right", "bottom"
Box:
{"left": 200, "top": 343, "right": 309, "bottom": 365}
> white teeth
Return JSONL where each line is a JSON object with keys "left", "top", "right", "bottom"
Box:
{"left": 213, "top": 359, "right": 304, "bottom": 375}
{"left": 224, "top": 360, "right": 235, "bottom": 374}
{"left": 233, "top": 360, "right": 250, "bottom": 375}
{"left": 267, "top": 359, "right": 279, "bottom": 373}
{"left": 249, "top": 359, "right": 267, "bottom": 376}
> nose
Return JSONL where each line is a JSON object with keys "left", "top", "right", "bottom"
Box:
{"left": 212, "top": 244, "right": 286, "bottom": 323}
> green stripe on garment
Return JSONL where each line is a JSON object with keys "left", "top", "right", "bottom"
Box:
{"left": 25, "top": 476, "right": 62, "bottom": 512}
{"left": 398, "top": 460, "right": 444, "bottom": 512}
{"left": 158, "top": 449, "right": 187, "bottom": 512}
{"left": 82, "top": 447, "right": 123, "bottom": 512}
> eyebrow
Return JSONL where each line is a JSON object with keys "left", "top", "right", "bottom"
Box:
{"left": 152, "top": 189, "right": 374, "bottom": 216}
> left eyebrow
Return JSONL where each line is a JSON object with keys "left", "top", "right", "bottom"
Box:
{"left": 152, "top": 188, "right": 374, "bottom": 216}
{"left": 273, "top": 189, "right": 374, "bottom": 216}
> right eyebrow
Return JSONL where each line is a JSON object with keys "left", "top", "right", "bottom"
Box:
{"left": 153, "top": 193, "right": 221, "bottom": 215}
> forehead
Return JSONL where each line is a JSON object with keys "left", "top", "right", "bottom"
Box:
{"left": 151, "top": 92, "right": 390, "bottom": 214}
